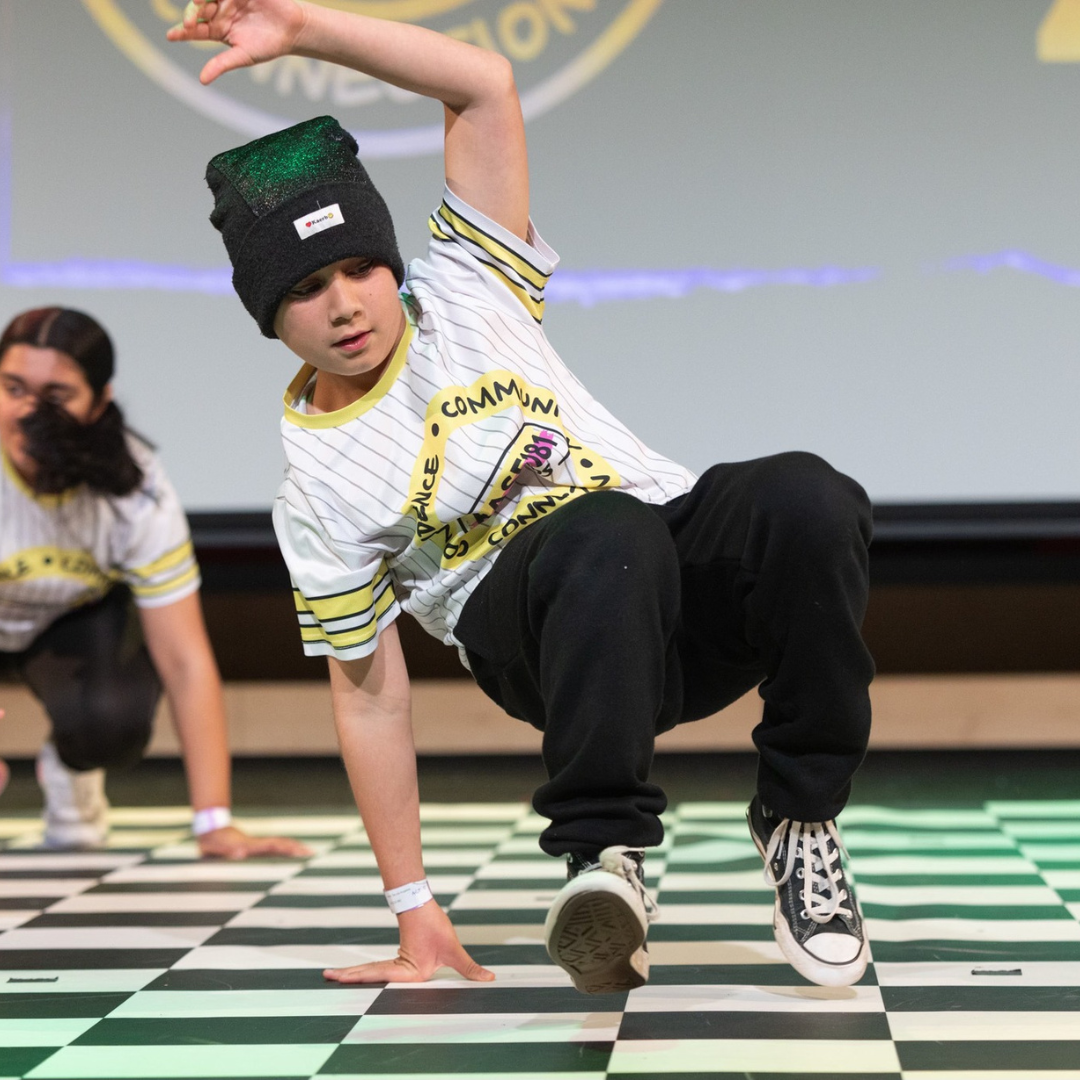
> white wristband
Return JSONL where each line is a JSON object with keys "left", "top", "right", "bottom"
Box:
{"left": 384, "top": 878, "right": 434, "bottom": 914}
{"left": 192, "top": 807, "right": 232, "bottom": 837}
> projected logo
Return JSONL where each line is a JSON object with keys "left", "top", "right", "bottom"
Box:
{"left": 79, "top": 0, "right": 662, "bottom": 158}
{"left": 1039, "top": 0, "right": 1080, "bottom": 60}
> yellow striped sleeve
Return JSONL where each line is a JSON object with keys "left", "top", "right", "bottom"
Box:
{"left": 432, "top": 201, "right": 551, "bottom": 323}
{"left": 428, "top": 214, "right": 452, "bottom": 242}
{"left": 129, "top": 563, "right": 200, "bottom": 601}
{"left": 293, "top": 563, "right": 397, "bottom": 655}
{"left": 128, "top": 539, "right": 195, "bottom": 582}
{"left": 126, "top": 538, "right": 200, "bottom": 605}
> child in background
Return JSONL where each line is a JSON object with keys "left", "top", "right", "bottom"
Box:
{"left": 169, "top": 0, "right": 875, "bottom": 991}
{"left": 0, "top": 306, "right": 309, "bottom": 859}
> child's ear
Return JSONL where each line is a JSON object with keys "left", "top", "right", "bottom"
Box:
{"left": 89, "top": 384, "right": 113, "bottom": 424}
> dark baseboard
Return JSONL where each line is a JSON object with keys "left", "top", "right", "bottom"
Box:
{"left": 188, "top": 503, "right": 1080, "bottom": 678}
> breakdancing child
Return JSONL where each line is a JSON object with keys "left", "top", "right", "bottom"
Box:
{"left": 170, "top": 0, "right": 875, "bottom": 992}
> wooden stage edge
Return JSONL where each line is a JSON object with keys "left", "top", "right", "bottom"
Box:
{"left": 2, "top": 674, "right": 1080, "bottom": 756}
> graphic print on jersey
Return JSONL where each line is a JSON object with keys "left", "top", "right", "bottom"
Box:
{"left": 403, "top": 368, "right": 622, "bottom": 569}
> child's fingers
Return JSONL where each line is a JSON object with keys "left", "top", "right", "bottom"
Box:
{"left": 166, "top": 17, "right": 212, "bottom": 43}
{"left": 199, "top": 47, "right": 255, "bottom": 85}
{"left": 183, "top": 0, "right": 218, "bottom": 30}
{"left": 323, "top": 960, "right": 421, "bottom": 984}
{"left": 449, "top": 947, "right": 495, "bottom": 982}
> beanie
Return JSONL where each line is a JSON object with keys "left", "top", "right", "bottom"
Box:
{"left": 206, "top": 116, "right": 405, "bottom": 338}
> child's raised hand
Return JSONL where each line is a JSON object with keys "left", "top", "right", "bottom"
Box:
{"left": 165, "top": 0, "right": 307, "bottom": 85}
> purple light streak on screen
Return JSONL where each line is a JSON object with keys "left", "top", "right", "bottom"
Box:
{"left": 942, "top": 250, "right": 1080, "bottom": 287}
{"left": 0, "top": 115, "right": 880, "bottom": 302}
{"left": 6, "top": 111, "right": 1074, "bottom": 300}
{"left": 1, "top": 258, "right": 233, "bottom": 293}
{"left": 545, "top": 265, "right": 880, "bottom": 306}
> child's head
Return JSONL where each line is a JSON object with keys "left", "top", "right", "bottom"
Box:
{"left": 206, "top": 116, "right": 404, "bottom": 340}
{"left": 0, "top": 307, "right": 144, "bottom": 496}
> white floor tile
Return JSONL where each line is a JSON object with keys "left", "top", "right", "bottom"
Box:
{"left": 889, "top": 1010, "right": 1080, "bottom": 1040}
{"left": 226, "top": 906, "right": 398, "bottom": 928}
{"left": 625, "top": 983, "right": 885, "bottom": 1011}
{"left": 857, "top": 883, "right": 1062, "bottom": 906}
{"left": 875, "top": 960, "right": 1080, "bottom": 986}
{"left": 341, "top": 1012, "right": 623, "bottom": 1043}
{"left": 171, "top": 944, "right": 400, "bottom": 969}
{"left": 0, "top": 926, "right": 219, "bottom": 950}
{"left": 110, "top": 987, "right": 382, "bottom": 1017}
{"left": 45, "top": 891, "right": 266, "bottom": 913}
{"left": 866, "top": 916, "right": 1080, "bottom": 942}
{"left": 608, "top": 1037, "right": 901, "bottom": 1073}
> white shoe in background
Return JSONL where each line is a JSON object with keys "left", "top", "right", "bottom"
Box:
{"left": 36, "top": 742, "right": 109, "bottom": 849}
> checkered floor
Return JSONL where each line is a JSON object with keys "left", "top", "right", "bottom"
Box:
{"left": 1, "top": 800, "right": 1079, "bottom": 1079}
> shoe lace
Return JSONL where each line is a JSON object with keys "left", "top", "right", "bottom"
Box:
{"left": 600, "top": 845, "right": 660, "bottom": 923}
{"left": 763, "top": 819, "right": 852, "bottom": 923}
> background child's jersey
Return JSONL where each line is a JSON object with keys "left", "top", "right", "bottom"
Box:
{"left": 275, "top": 188, "right": 696, "bottom": 662}
{"left": 0, "top": 437, "right": 200, "bottom": 652}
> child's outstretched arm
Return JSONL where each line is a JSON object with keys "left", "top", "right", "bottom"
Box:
{"left": 169, "top": 0, "right": 529, "bottom": 238}
{"left": 321, "top": 623, "right": 494, "bottom": 985}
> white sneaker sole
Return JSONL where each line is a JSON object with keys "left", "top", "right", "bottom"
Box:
{"left": 544, "top": 874, "right": 649, "bottom": 994}
{"left": 42, "top": 821, "right": 109, "bottom": 851}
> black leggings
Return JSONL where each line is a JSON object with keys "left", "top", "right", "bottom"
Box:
{"left": 455, "top": 452, "right": 875, "bottom": 857}
{"left": 0, "top": 586, "right": 161, "bottom": 771}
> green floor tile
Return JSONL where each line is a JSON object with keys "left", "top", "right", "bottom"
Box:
{"left": 882, "top": 984, "right": 1080, "bottom": 1010}
{"left": 25, "top": 1043, "right": 336, "bottom": 1078}
{"left": 0, "top": 1046, "right": 58, "bottom": 1076}
{"left": 861, "top": 903, "right": 1076, "bottom": 920}
{"left": 320, "top": 1041, "right": 613, "bottom": 1074}
{"left": 72, "top": 1015, "right": 357, "bottom": 1046}
{"left": 0, "top": 993, "right": 131, "bottom": 1019}
{"left": 897, "top": 1039, "right": 1080, "bottom": 1070}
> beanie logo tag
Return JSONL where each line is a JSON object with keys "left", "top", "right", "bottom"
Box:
{"left": 293, "top": 204, "right": 345, "bottom": 240}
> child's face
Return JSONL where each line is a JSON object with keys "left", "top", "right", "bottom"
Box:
{"left": 0, "top": 344, "right": 108, "bottom": 482}
{"left": 274, "top": 257, "right": 406, "bottom": 389}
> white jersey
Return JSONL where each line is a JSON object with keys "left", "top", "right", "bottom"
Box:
{"left": 275, "top": 187, "right": 696, "bottom": 662}
{"left": 0, "top": 437, "right": 200, "bottom": 652}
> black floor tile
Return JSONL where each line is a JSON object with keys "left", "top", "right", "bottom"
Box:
{"left": 367, "top": 986, "right": 629, "bottom": 1015}
{"left": 617, "top": 1009, "right": 892, "bottom": 1040}
{"left": 72, "top": 1014, "right": 361, "bottom": 1045}
{"left": 320, "top": 1040, "right": 614, "bottom": 1074}
{"left": 897, "top": 1039, "right": 1080, "bottom": 1070}
{"left": 0, "top": 991, "right": 132, "bottom": 1018}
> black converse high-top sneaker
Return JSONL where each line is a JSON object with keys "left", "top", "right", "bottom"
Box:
{"left": 747, "top": 796, "right": 868, "bottom": 987}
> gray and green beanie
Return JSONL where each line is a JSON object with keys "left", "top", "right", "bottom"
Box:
{"left": 206, "top": 116, "right": 404, "bottom": 338}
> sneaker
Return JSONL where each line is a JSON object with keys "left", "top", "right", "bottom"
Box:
{"left": 544, "top": 845, "right": 659, "bottom": 994}
{"left": 746, "top": 795, "right": 868, "bottom": 987}
{"left": 36, "top": 742, "right": 109, "bottom": 850}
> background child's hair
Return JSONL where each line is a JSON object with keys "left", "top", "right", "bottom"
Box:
{"left": 1, "top": 307, "right": 147, "bottom": 497}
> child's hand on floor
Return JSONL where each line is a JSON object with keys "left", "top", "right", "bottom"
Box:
{"left": 196, "top": 825, "right": 313, "bottom": 861}
{"left": 166, "top": 0, "right": 307, "bottom": 85}
{"left": 323, "top": 900, "right": 495, "bottom": 984}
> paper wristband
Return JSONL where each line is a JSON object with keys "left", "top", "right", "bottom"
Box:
{"left": 192, "top": 807, "right": 233, "bottom": 837}
{"left": 384, "top": 878, "right": 434, "bottom": 914}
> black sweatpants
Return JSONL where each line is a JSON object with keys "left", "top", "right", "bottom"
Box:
{"left": 0, "top": 586, "right": 161, "bottom": 771}
{"left": 454, "top": 452, "right": 875, "bottom": 857}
